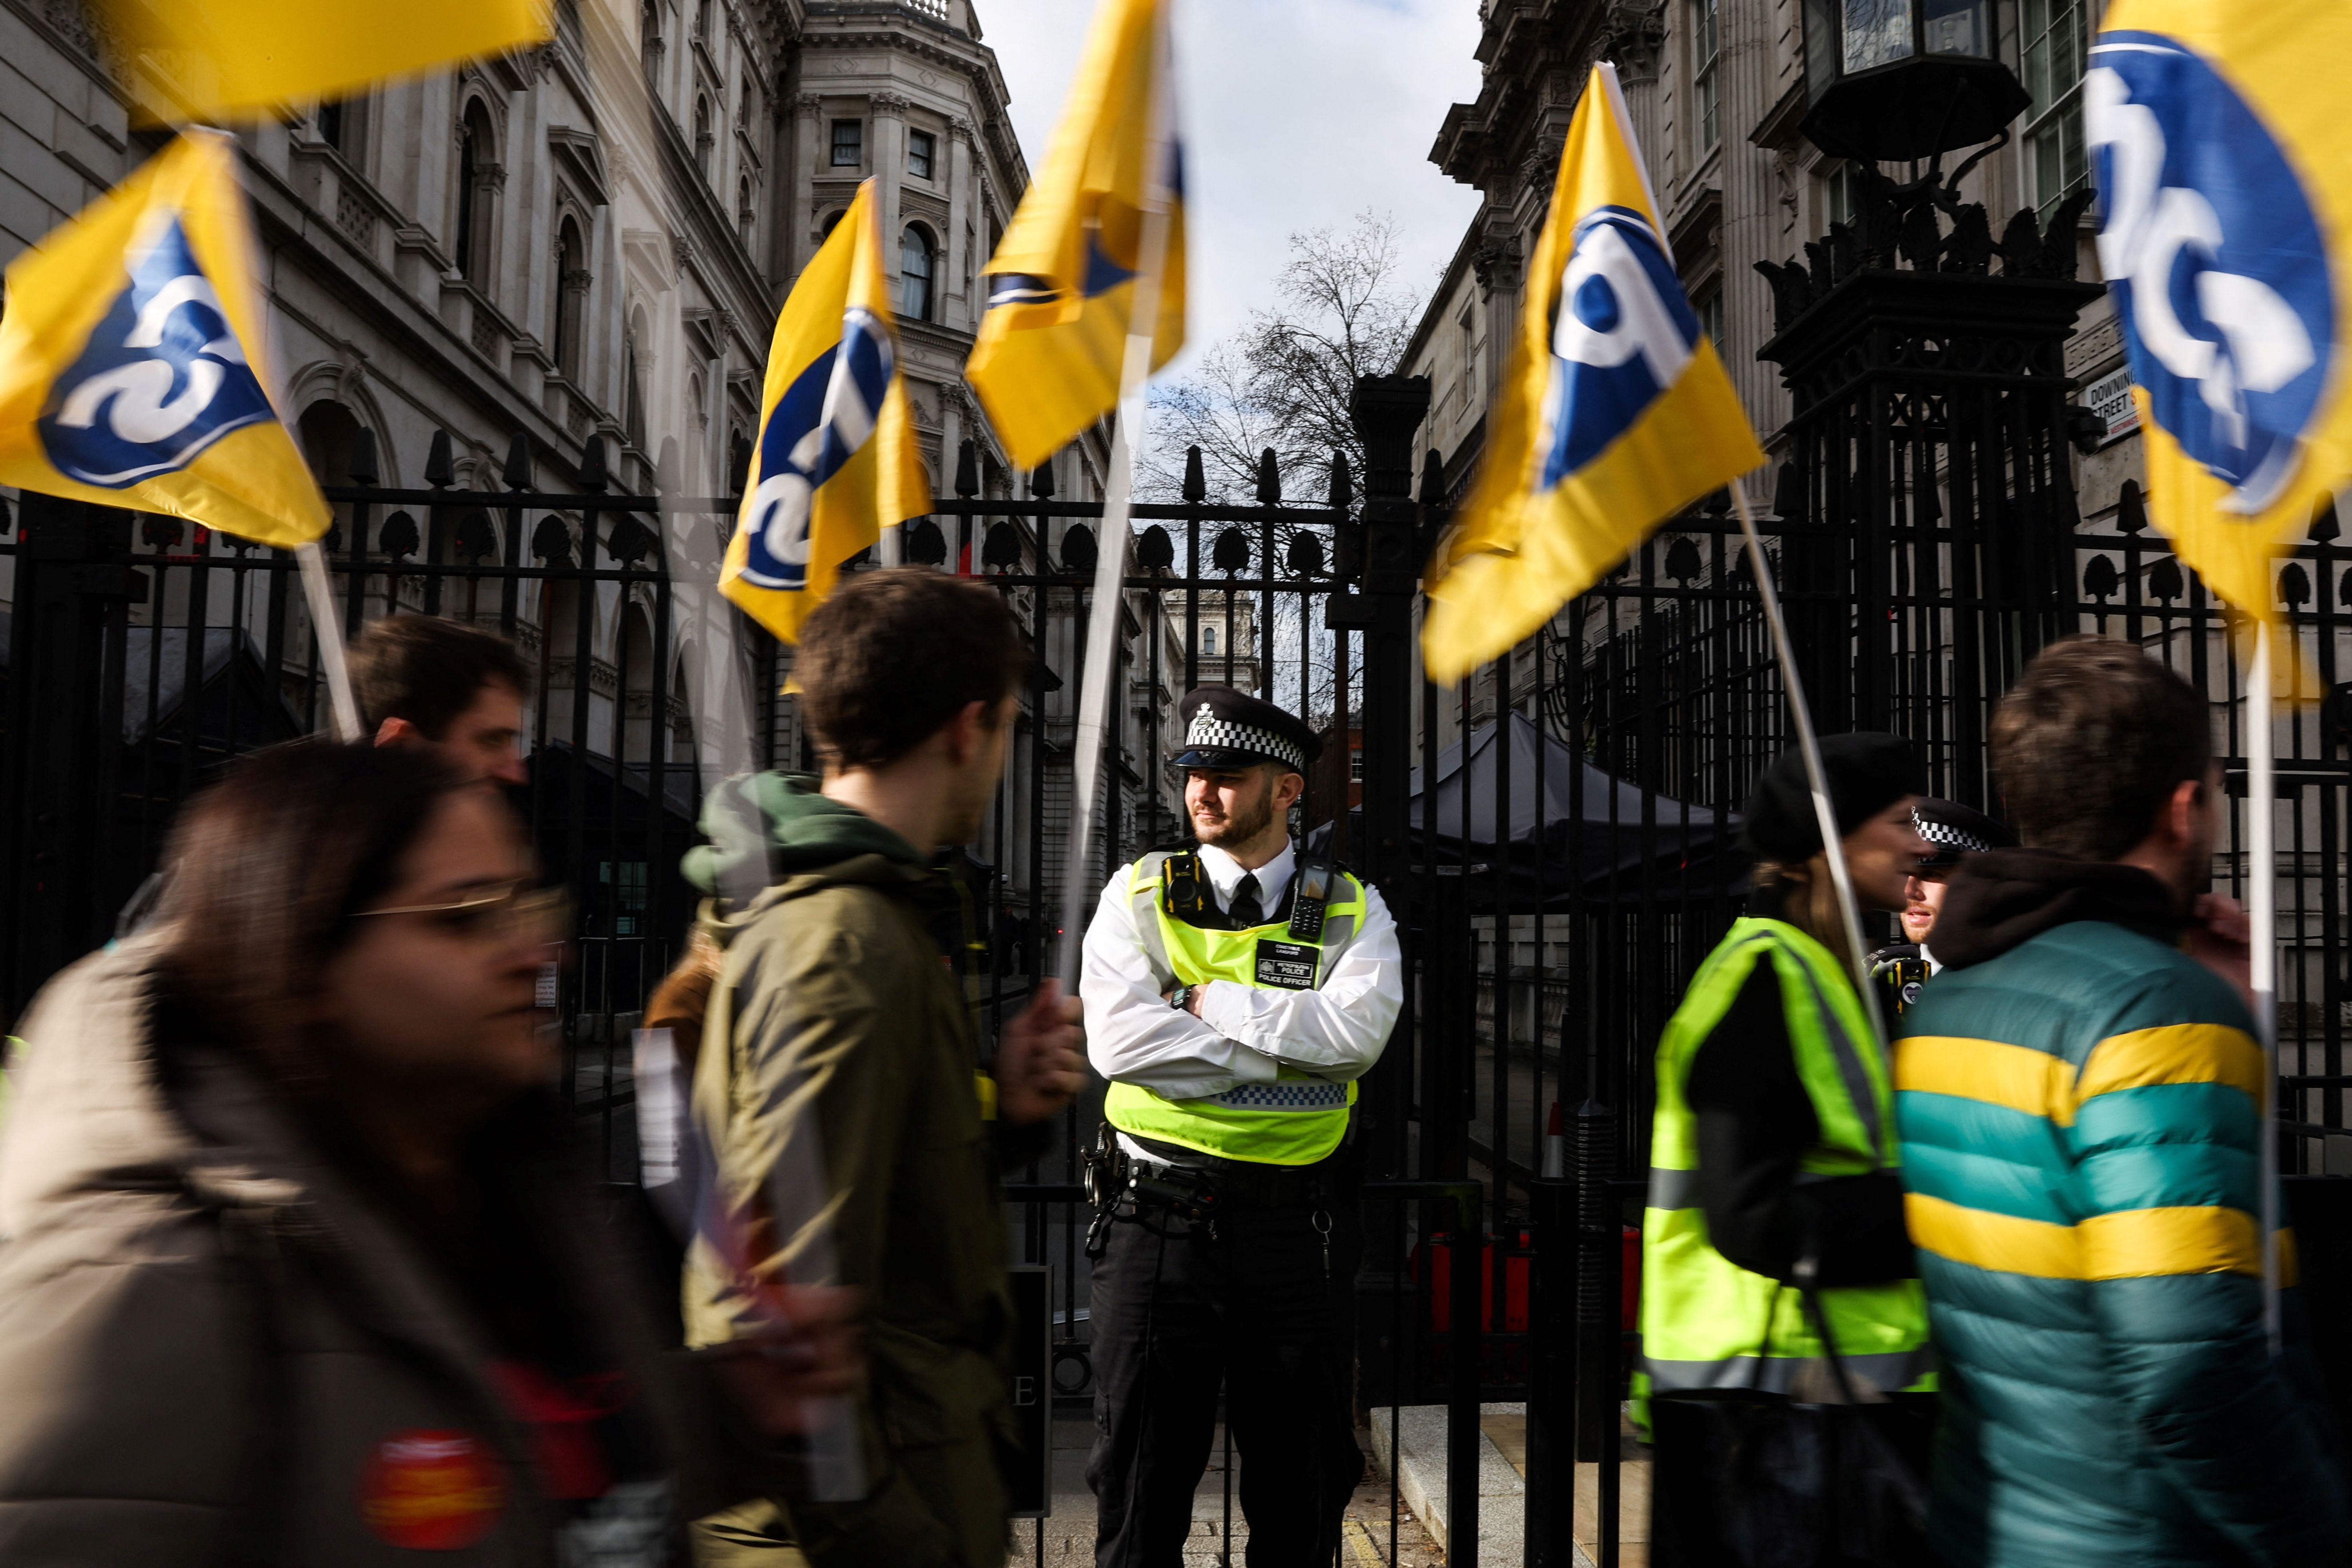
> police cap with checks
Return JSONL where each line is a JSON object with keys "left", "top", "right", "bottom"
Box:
{"left": 1170, "top": 686, "right": 1320, "bottom": 776}
{"left": 1912, "top": 797, "right": 2018, "bottom": 869}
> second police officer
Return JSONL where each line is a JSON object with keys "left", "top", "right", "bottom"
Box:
{"left": 1867, "top": 798, "right": 2016, "bottom": 1015}
{"left": 1079, "top": 686, "right": 1404, "bottom": 1568}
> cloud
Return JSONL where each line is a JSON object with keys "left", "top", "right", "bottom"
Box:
{"left": 979, "top": 0, "right": 1485, "bottom": 375}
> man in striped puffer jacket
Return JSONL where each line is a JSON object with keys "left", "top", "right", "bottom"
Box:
{"left": 1896, "top": 637, "right": 2348, "bottom": 1568}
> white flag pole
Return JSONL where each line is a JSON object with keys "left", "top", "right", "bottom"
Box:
{"left": 1729, "top": 474, "right": 1886, "bottom": 1041}
{"left": 1053, "top": 6, "right": 1176, "bottom": 993}
{"left": 297, "top": 539, "right": 364, "bottom": 741}
{"left": 2248, "top": 617, "right": 2282, "bottom": 1358}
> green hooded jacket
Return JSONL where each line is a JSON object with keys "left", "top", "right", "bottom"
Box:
{"left": 682, "top": 774, "right": 1040, "bottom": 1568}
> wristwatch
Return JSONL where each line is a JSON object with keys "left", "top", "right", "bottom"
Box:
{"left": 1168, "top": 984, "right": 1196, "bottom": 1014}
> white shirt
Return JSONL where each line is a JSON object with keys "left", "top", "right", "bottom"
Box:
{"left": 1080, "top": 842, "right": 1404, "bottom": 1107}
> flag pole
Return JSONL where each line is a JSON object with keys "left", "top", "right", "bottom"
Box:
{"left": 2248, "top": 616, "right": 2282, "bottom": 1357}
{"left": 297, "top": 539, "right": 364, "bottom": 741}
{"left": 1053, "top": 9, "right": 1176, "bottom": 994}
{"left": 1729, "top": 474, "right": 1885, "bottom": 1039}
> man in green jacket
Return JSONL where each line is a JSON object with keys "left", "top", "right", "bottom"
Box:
{"left": 1896, "top": 637, "right": 2348, "bottom": 1568}
{"left": 682, "top": 569, "right": 1085, "bottom": 1568}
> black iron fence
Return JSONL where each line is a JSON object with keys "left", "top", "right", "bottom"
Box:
{"left": 6, "top": 341, "right": 2352, "bottom": 1565}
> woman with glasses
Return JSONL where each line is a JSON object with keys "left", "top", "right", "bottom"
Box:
{"left": 0, "top": 739, "right": 851, "bottom": 1565}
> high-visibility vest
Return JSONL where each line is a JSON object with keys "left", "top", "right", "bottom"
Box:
{"left": 1101, "top": 851, "right": 1369, "bottom": 1167}
{"left": 1635, "top": 918, "right": 1933, "bottom": 1416}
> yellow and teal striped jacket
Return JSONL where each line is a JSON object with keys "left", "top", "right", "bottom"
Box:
{"left": 1896, "top": 918, "right": 2344, "bottom": 1568}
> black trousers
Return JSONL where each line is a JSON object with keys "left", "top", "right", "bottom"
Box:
{"left": 1085, "top": 1197, "right": 1365, "bottom": 1568}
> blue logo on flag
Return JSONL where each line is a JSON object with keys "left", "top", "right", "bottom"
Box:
{"left": 37, "top": 213, "right": 274, "bottom": 488}
{"left": 2088, "top": 33, "right": 2332, "bottom": 513}
{"left": 738, "top": 305, "right": 894, "bottom": 590}
{"left": 1535, "top": 206, "right": 1700, "bottom": 489}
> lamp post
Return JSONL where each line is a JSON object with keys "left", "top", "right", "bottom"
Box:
{"left": 1800, "top": 0, "right": 2031, "bottom": 161}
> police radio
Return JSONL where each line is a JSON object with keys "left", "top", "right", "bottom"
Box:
{"left": 1287, "top": 857, "right": 1335, "bottom": 943}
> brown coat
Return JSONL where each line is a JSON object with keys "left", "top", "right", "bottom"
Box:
{"left": 686, "top": 822, "right": 1038, "bottom": 1568}
{"left": 0, "top": 932, "right": 740, "bottom": 1567}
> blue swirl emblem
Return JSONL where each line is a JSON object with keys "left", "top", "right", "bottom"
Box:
{"left": 738, "top": 305, "right": 894, "bottom": 590}
{"left": 1535, "top": 205, "right": 1701, "bottom": 489}
{"left": 2088, "top": 33, "right": 2332, "bottom": 513}
{"left": 37, "top": 212, "right": 273, "bottom": 488}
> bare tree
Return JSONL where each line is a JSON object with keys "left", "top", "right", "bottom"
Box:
{"left": 1142, "top": 210, "right": 1424, "bottom": 506}
{"left": 1139, "top": 211, "right": 1424, "bottom": 731}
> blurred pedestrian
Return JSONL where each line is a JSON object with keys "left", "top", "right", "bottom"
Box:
{"left": 1869, "top": 798, "right": 2015, "bottom": 1016}
{"left": 350, "top": 611, "right": 531, "bottom": 785}
{"left": 0, "top": 740, "right": 854, "bottom": 1564}
{"left": 1895, "top": 637, "right": 2348, "bottom": 1567}
{"left": 682, "top": 569, "right": 1084, "bottom": 1568}
{"left": 1642, "top": 733, "right": 1939, "bottom": 1565}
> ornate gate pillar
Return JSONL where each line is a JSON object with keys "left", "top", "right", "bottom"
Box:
{"left": 1755, "top": 178, "right": 2101, "bottom": 798}
{"left": 1346, "top": 371, "right": 1431, "bottom": 1182}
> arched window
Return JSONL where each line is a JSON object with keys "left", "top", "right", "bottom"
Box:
{"left": 297, "top": 401, "right": 365, "bottom": 487}
{"left": 553, "top": 216, "right": 588, "bottom": 379}
{"left": 897, "top": 224, "right": 935, "bottom": 323}
{"left": 694, "top": 96, "right": 713, "bottom": 180}
{"left": 821, "top": 208, "right": 846, "bottom": 240}
{"left": 1201, "top": 626, "right": 1216, "bottom": 657}
{"left": 455, "top": 100, "right": 498, "bottom": 285}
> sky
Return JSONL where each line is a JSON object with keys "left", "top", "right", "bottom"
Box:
{"left": 977, "top": 0, "right": 1487, "bottom": 378}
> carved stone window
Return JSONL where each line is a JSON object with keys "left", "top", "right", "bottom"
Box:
{"left": 2021, "top": 0, "right": 2089, "bottom": 218}
{"left": 1692, "top": 0, "right": 1720, "bottom": 152}
{"left": 455, "top": 100, "right": 500, "bottom": 286}
{"left": 553, "top": 216, "right": 590, "bottom": 378}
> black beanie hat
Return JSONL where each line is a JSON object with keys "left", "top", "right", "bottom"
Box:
{"left": 1741, "top": 732, "right": 1925, "bottom": 861}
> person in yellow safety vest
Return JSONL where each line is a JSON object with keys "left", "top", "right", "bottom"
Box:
{"left": 1079, "top": 686, "right": 1403, "bottom": 1568}
{"left": 1639, "top": 734, "right": 1940, "bottom": 1560}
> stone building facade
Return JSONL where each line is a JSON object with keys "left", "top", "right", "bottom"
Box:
{"left": 0, "top": 0, "right": 1144, "bottom": 959}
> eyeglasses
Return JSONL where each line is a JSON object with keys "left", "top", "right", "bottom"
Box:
{"left": 356, "top": 883, "right": 573, "bottom": 944}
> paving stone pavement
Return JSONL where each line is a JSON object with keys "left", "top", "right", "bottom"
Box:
{"left": 1006, "top": 1417, "right": 1447, "bottom": 1565}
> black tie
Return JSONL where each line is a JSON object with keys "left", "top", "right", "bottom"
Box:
{"left": 1230, "top": 872, "right": 1263, "bottom": 929}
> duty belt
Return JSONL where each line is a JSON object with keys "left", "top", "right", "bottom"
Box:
{"left": 1083, "top": 1125, "right": 1355, "bottom": 1256}
{"left": 1129, "top": 1147, "right": 1344, "bottom": 1211}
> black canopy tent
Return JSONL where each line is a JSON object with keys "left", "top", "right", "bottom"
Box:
{"left": 1312, "top": 713, "right": 1744, "bottom": 908}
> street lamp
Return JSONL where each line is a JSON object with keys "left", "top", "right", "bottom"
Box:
{"left": 1800, "top": 0, "right": 2031, "bottom": 162}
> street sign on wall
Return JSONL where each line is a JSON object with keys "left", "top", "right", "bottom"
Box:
{"left": 2086, "top": 366, "right": 2142, "bottom": 443}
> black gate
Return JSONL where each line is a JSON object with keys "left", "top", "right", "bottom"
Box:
{"left": 8, "top": 312, "right": 2352, "bottom": 1566}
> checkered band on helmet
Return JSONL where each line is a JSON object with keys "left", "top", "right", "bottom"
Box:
{"left": 1915, "top": 813, "right": 1993, "bottom": 856}
{"left": 1183, "top": 710, "right": 1306, "bottom": 772}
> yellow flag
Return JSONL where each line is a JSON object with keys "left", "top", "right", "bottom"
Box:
{"left": 100, "top": 0, "right": 551, "bottom": 123}
{"left": 0, "top": 128, "right": 328, "bottom": 549}
{"left": 965, "top": 0, "right": 1184, "bottom": 471}
{"left": 1421, "top": 65, "right": 1764, "bottom": 686}
{"left": 2089, "top": 1, "right": 2352, "bottom": 624}
{"left": 722, "top": 180, "right": 930, "bottom": 644}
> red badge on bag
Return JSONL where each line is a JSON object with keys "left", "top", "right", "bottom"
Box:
{"left": 360, "top": 1429, "right": 506, "bottom": 1550}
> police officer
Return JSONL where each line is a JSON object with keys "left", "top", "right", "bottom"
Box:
{"left": 1079, "top": 686, "right": 1403, "bottom": 1568}
{"left": 1868, "top": 798, "right": 2015, "bottom": 1015}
